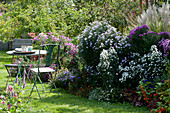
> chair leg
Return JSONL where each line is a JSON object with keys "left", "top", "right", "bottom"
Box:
{"left": 37, "top": 75, "right": 45, "bottom": 92}
{"left": 4, "top": 66, "right": 13, "bottom": 89}
{"left": 29, "top": 83, "right": 41, "bottom": 99}
{"left": 5, "top": 76, "right": 10, "bottom": 90}
{"left": 29, "top": 83, "right": 35, "bottom": 97}
{"left": 49, "top": 75, "right": 60, "bottom": 97}
{"left": 50, "top": 82, "right": 60, "bottom": 97}
{"left": 29, "top": 73, "right": 41, "bottom": 99}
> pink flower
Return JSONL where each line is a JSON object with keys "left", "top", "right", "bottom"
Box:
{"left": 1, "top": 95, "right": 5, "bottom": 99}
{"left": 0, "top": 13, "right": 3, "bottom": 16}
{"left": 54, "top": 37, "right": 58, "bottom": 42}
{"left": 19, "top": 58, "right": 22, "bottom": 61}
{"left": 9, "top": 86, "right": 13, "bottom": 92}
{"left": 15, "top": 93, "right": 17, "bottom": 99}
{"left": 68, "top": 39, "right": 71, "bottom": 42}
{"left": 43, "top": 35, "right": 48, "bottom": 39}
{"left": 40, "top": 57, "right": 44, "bottom": 60}
{"left": 142, "top": 2, "right": 145, "bottom": 4}
{"left": 18, "top": 61, "right": 21, "bottom": 64}
{"left": 28, "top": 33, "right": 35, "bottom": 38}
{"left": 34, "top": 36, "right": 38, "bottom": 40}
{"left": 7, "top": 103, "right": 11, "bottom": 109}
{"left": 1, "top": 100, "right": 5, "bottom": 104}
{"left": 30, "top": 64, "right": 34, "bottom": 68}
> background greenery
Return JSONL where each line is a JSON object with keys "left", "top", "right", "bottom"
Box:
{"left": 0, "top": 0, "right": 139, "bottom": 42}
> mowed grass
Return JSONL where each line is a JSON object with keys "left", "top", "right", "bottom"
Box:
{"left": 0, "top": 51, "right": 150, "bottom": 113}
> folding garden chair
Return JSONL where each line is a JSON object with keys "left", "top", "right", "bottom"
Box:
{"left": 4, "top": 63, "right": 30, "bottom": 89}
{"left": 29, "top": 44, "right": 60, "bottom": 99}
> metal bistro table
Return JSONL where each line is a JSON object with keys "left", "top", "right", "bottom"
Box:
{"left": 6, "top": 49, "right": 47, "bottom": 88}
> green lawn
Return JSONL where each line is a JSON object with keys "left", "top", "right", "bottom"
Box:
{"left": 0, "top": 51, "right": 150, "bottom": 113}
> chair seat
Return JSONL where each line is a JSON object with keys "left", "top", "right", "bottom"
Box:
{"left": 4, "top": 64, "right": 18, "bottom": 67}
{"left": 30, "top": 67, "right": 55, "bottom": 73}
{"left": 4, "top": 64, "right": 31, "bottom": 67}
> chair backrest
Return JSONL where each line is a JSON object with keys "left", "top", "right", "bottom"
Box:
{"left": 38, "top": 44, "right": 60, "bottom": 70}
{"left": 12, "top": 39, "right": 33, "bottom": 50}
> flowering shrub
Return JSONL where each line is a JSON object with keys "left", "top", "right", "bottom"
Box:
{"left": 97, "top": 47, "right": 119, "bottom": 89}
{"left": 33, "top": 33, "right": 78, "bottom": 70}
{"left": 119, "top": 45, "right": 166, "bottom": 88}
{"left": 33, "top": 32, "right": 60, "bottom": 47}
{"left": 158, "top": 38, "right": 170, "bottom": 59}
{"left": 137, "top": 74, "right": 169, "bottom": 112}
{"left": 55, "top": 68, "right": 78, "bottom": 90}
{"left": 78, "top": 21, "right": 122, "bottom": 70}
{"left": 0, "top": 86, "right": 24, "bottom": 112}
{"left": 128, "top": 25, "right": 170, "bottom": 56}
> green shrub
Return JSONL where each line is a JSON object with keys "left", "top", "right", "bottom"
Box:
{"left": 78, "top": 21, "right": 122, "bottom": 71}
{"left": 0, "top": 0, "right": 140, "bottom": 42}
{"left": 88, "top": 87, "right": 122, "bottom": 102}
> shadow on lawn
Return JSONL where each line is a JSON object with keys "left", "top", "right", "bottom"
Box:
{"left": 39, "top": 94, "right": 94, "bottom": 112}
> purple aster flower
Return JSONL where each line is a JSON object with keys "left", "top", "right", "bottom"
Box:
{"left": 161, "top": 79, "right": 165, "bottom": 83}
{"left": 140, "top": 25, "right": 150, "bottom": 30}
{"left": 7, "top": 103, "right": 11, "bottom": 109}
{"left": 160, "top": 31, "right": 170, "bottom": 36}
{"left": 139, "top": 34, "right": 143, "bottom": 36}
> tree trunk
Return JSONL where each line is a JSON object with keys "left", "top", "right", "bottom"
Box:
{"left": 146, "top": 0, "right": 149, "bottom": 10}
{"left": 139, "top": 0, "right": 142, "bottom": 14}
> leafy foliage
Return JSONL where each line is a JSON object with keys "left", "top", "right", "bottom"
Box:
{"left": 137, "top": 73, "right": 169, "bottom": 112}
{"left": 0, "top": 0, "right": 140, "bottom": 42}
{"left": 0, "top": 86, "right": 24, "bottom": 112}
{"left": 121, "top": 88, "right": 144, "bottom": 107}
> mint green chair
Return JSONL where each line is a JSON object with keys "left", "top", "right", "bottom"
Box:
{"left": 29, "top": 44, "right": 60, "bottom": 99}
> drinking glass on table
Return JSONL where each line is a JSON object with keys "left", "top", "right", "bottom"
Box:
{"left": 21, "top": 45, "right": 27, "bottom": 52}
{"left": 27, "top": 46, "right": 33, "bottom": 52}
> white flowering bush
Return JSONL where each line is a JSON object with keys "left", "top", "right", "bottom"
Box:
{"left": 96, "top": 32, "right": 131, "bottom": 87}
{"left": 97, "top": 47, "right": 119, "bottom": 89}
{"left": 119, "top": 45, "right": 166, "bottom": 88}
{"left": 78, "top": 21, "right": 121, "bottom": 70}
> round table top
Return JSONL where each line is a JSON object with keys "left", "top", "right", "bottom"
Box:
{"left": 6, "top": 49, "right": 47, "bottom": 56}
